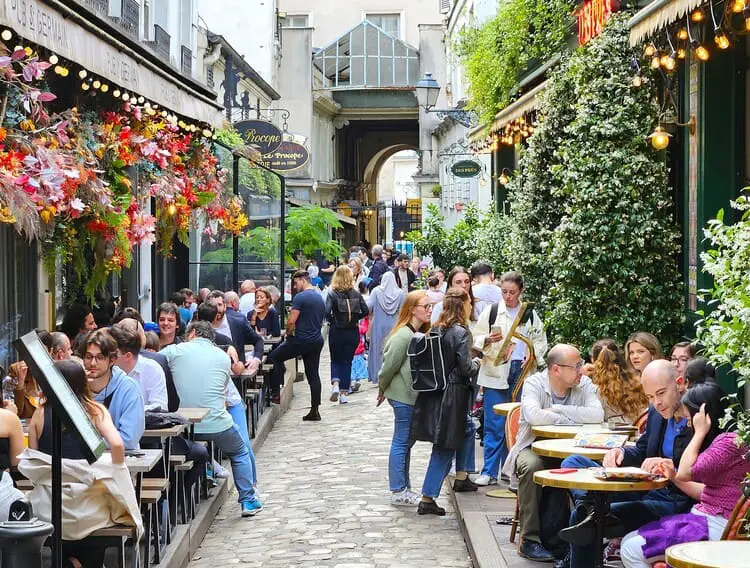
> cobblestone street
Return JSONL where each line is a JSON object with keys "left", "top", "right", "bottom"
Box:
{"left": 189, "top": 352, "right": 473, "bottom": 568}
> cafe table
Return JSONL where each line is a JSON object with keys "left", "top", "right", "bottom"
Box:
{"left": 176, "top": 407, "right": 209, "bottom": 441}
{"left": 665, "top": 541, "right": 750, "bottom": 568}
{"left": 531, "top": 438, "right": 610, "bottom": 461}
{"left": 493, "top": 402, "right": 521, "bottom": 416}
{"left": 531, "top": 423, "right": 637, "bottom": 440}
{"left": 99, "top": 449, "right": 163, "bottom": 506}
{"left": 534, "top": 468, "right": 667, "bottom": 568}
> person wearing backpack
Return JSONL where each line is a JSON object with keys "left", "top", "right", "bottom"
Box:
{"left": 410, "top": 287, "right": 480, "bottom": 516}
{"left": 325, "top": 266, "right": 369, "bottom": 404}
{"left": 376, "top": 290, "right": 433, "bottom": 507}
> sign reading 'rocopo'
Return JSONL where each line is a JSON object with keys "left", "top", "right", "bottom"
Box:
{"left": 577, "top": 0, "right": 619, "bottom": 46}
{"left": 258, "top": 141, "right": 310, "bottom": 172}
{"left": 450, "top": 160, "right": 482, "bottom": 178}
{"left": 234, "top": 119, "right": 283, "bottom": 155}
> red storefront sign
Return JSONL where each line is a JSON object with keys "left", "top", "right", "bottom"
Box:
{"left": 577, "top": 0, "right": 619, "bottom": 45}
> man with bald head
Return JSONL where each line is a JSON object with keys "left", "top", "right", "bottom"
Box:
{"left": 502, "top": 344, "right": 604, "bottom": 562}
{"left": 560, "top": 359, "right": 693, "bottom": 568}
{"left": 239, "top": 280, "right": 256, "bottom": 315}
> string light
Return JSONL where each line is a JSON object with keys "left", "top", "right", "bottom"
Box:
{"left": 644, "top": 43, "right": 656, "bottom": 56}
{"left": 48, "top": 54, "right": 58, "bottom": 65}
{"left": 714, "top": 30, "right": 730, "bottom": 49}
{"left": 691, "top": 8, "right": 705, "bottom": 22}
{"left": 78, "top": 69, "right": 87, "bottom": 79}
{"left": 661, "top": 54, "right": 676, "bottom": 71}
{"left": 122, "top": 92, "right": 130, "bottom": 101}
{"left": 113, "top": 89, "right": 121, "bottom": 98}
{"left": 632, "top": 75, "right": 643, "bottom": 87}
{"left": 81, "top": 82, "right": 90, "bottom": 91}
{"left": 651, "top": 55, "right": 661, "bottom": 69}
{"left": 0, "top": 30, "right": 12, "bottom": 41}
{"left": 677, "top": 48, "right": 687, "bottom": 59}
{"left": 92, "top": 80, "right": 101, "bottom": 89}
{"left": 100, "top": 84, "right": 109, "bottom": 92}
{"left": 695, "top": 43, "right": 710, "bottom": 60}
{"left": 137, "top": 96, "right": 145, "bottom": 104}
{"left": 677, "top": 29, "right": 688, "bottom": 40}
{"left": 732, "top": 0, "right": 745, "bottom": 13}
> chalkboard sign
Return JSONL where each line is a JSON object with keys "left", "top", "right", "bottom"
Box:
{"left": 14, "top": 332, "right": 105, "bottom": 463}
{"left": 451, "top": 160, "right": 481, "bottom": 178}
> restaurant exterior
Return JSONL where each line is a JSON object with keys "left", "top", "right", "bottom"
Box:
{"left": 0, "top": 0, "right": 229, "bottom": 369}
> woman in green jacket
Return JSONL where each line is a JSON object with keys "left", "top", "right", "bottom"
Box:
{"left": 377, "top": 290, "right": 432, "bottom": 506}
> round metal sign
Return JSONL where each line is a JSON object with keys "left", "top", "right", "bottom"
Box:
{"left": 259, "top": 141, "right": 310, "bottom": 172}
{"left": 451, "top": 160, "right": 482, "bottom": 178}
{"left": 234, "top": 120, "right": 284, "bottom": 155}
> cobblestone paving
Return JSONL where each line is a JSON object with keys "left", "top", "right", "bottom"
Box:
{"left": 190, "top": 351, "right": 473, "bottom": 568}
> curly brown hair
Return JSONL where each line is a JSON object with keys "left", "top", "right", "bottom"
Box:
{"left": 590, "top": 339, "right": 648, "bottom": 423}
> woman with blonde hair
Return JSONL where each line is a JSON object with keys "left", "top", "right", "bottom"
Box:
{"left": 625, "top": 331, "right": 663, "bottom": 378}
{"left": 589, "top": 339, "right": 648, "bottom": 425}
{"left": 325, "top": 265, "right": 368, "bottom": 403}
{"left": 410, "top": 287, "right": 480, "bottom": 515}
{"left": 348, "top": 256, "right": 367, "bottom": 293}
{"left": 377, "top": 290, "right": 433, "bottom": 506}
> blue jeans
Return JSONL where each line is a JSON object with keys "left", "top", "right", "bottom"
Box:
{"left": 422, "top": 414, "right": 476, "bottom": 499}
{"left": 388, "top": 400, "right": 415, "bottom": 492}
{"left": 480, "top": 360, "right": 522, "bottom": 478}
{"left": 227, "top": 403, "right": 257, "bottom": 485}
{"left": 329, "top": 326, "right": 360, "bottom": 392}
{"left": 196, "top": 425, "right": 256, "bottom": 504}
{"left": 562, "top": 455, "right": 692, "bottom": 568}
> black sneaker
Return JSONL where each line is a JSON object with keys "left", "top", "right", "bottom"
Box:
{"left": 453, "top": 477, "right": 479, "bottom": 492}
{"left": 417, "top": 500, "right": 446, "bottom": 516}
{"left": 519, "top": 540, "right": 555, "bottom": 562}
{"left": 302, "top": 409, "right": 321, "bottom": 421}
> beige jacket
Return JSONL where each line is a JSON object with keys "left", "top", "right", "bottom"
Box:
{"left": 472, "top": 301, "right": 548, "bottom": 390}
{"left": 17, "top": 448, "right": 143, "bottom": 541}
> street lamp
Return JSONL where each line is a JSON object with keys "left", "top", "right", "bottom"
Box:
{"left": 415, "top": 73, "right": 476, "bottom": 127}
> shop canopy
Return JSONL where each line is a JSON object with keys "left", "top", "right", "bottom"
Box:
{"left": 629, "top": 0, "right": 706, "bottom": 46}
{"left": 468, "top": 81, "right": 547, "bottom": 145}
{"left": 0, "top": 0, "right": 224, "bottom": 126}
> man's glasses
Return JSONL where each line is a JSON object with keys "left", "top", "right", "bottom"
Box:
{"left": 83, "top": 353, "right": 109, "bottom": 363}
{"left": 558, "top": 360, "right": 584, "bottom": 370}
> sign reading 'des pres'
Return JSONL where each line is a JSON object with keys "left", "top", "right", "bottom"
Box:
{"left": 577, "top": 0, "right": 619, "bottom": 46}
{"left": 258, "top": 141, "right": 310, "bottom": 172}
{"left": 234, "top": 119, "right": 284, "bottom": 155}
{"left": 451, "top": 160, "right": 482, "bottom": 178}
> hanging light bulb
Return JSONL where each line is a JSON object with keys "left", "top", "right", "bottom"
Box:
{"left": 677, "top": 47, "right": 687, "bottom": 59}
{"left": 677, "top": 28, "right": 689, "bottom": 40}
{"left": 693, "top": 40, "right": 710, "bottom": 61}
{"left": 714, "top": 30, "right": 730, "bottom": 49}
{"left": 644, "top": 43, "right": 656, "bottom": 56}
{"left": 651, "top": 55, "right": 661, "bottom": 69}
{"left": 60, "top": 67, "right": 69, "bottom": 77}
{"left": 745, "top": 6, "right": 750, "bottom": 30}
{"left": 0, "top": 30, "right": 12, "bottom": 41}
{"left": 122, "top": 92, "right": 130, "bottom": 101}
{"left": 648, "top": 126, "right": 672, "bottom": 150}
{"left": 661, "top": 54, "right": 676, "bottom": 71}
{"left": 691, "top": 8, "right": 705, "bottom": 22}
{"left": 137, "top": 96, "right": 145, "bottom": 104}
{"left": 101, "top": 84, "right": 109, "bottom": 92}
{"left": 48, "top": 54, "right": 58, "bottom": 65}
{"left": 78, "top": 69, "right": 87, "bottom": 79}
{"left": 113, "top": 89, "right": 121, "bottom": 98}
{"left": 92, "top": 80, "right": 101, "bottom": 89}
{"left": 632, "top": 75, "right": 643, "bottom": 87}
{"left": 732, "top": 0, "right": 745, "bottom": 13}
{"left": 202, "top": 128, "right": 213, "bottom": 137}
{"left": 81, "top": 82, "right": 90, "bottom": 91}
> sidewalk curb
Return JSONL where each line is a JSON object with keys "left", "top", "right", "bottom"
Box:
{"left": 449, "top": 486, "right": 510, "bottom": 568}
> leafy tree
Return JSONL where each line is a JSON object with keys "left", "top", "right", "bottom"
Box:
{"left": 286, "top": 205, "right": 345, "bottom": 266}
{"left": 544, "top": 15, "right": 683, "bottom": 348}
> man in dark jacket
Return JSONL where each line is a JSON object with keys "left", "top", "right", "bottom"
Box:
{"left": 392, "top": 253, "right": 416, "bottom": 293}
{"left": 367, "top": 244, "right": 389, "bottom": 291}
{"left": 559, "top": 360, "right": 693, "bottom": 568}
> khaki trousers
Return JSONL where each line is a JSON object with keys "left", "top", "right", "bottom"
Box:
{"left": 515, "top": 447, "right": 559, "bottom": 543}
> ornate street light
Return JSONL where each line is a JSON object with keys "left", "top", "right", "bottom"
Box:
{"left": 415, "top": 73, "right": 477, "bottom": 128}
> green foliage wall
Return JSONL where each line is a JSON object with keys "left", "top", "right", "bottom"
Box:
{"left": 456, "top": 0, "right": 575, "bottom": 124}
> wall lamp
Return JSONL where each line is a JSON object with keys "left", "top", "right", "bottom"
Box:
{"left": 648, "top": 115, "right": 696, "bottom": 150}
{"left": 415, "top": 73, "right": 477, "bottom": 127}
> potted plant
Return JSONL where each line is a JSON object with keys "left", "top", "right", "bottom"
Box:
{"left": 431, "top": 184, "right": 441, "bottom": 198}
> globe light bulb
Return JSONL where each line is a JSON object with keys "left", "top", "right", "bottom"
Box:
{"left": 78, "top": 69, "right": 87, "bottom": 79}
{"left": 651, "top": 56, "right": 661, "bottom": 69}
{"left": 648, "top": 126, "right": 671, "bottom": 150}
{"left": 661, "top": 55, "right": 676, "bottom": 71}
{"left": 632, "top": 75, "right": 643, "bottom": 87}
{"left": 732, "top": 0, "right": 745, "bottom": 13}
{"left": 92, "top": 80, "right": 101, "bottom": 89}
{"left": 677, "top": 29, "right": 688, "bottom": 40}
{"left": 48, "top": 54, "right": 58, "bottom": 65}
{"left": 691, "top": 9, "right": 704, "bottom": 22}
{"left": 695, "top": 44, "right": 710, "bottom": 61}
{"left": 644, "top": 44, "right": 656, "bottom": 57}
{"left": 113, "top": 89, "right": 121, "bottom": 98}
{"left": 81, "top": 82, "right": 90, "bottom": 91}
{"left": 714, "top": 31, "right": 730, "bottom": 50}
{"left": 101, "top": 84, "right": 109, "bottom": 92}
{"left": 1, "top": 30, "right": 12, "bottom": 41}
{"left": 122, "top": 93, "right": 130, "bottom": 101}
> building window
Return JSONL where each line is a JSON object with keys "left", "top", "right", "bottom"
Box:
{"left": 365, "top": 13, "right": 400, "bottom": 37}
{"left": 282, "top": 14, "right": 309, "bottom": 28}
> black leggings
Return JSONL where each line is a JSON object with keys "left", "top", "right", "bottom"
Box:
{"left": 266, "top": 337, "right": 325, "bottom": 406}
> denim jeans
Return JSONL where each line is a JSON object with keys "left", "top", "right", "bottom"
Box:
{"left": 481, "top": 360, "right": 522, "bottom": 478}
{"left": 266, "top": 336, "right": 325, "bottom": 406}
{"left": 388, "top": 400, "right": 415, "bottom": 492}
{"left": 562, "top": 455, "right": 692, "bottom": 568}
{"left": 196, "top": 425, "right": 256, "bottom": 503}
{"left": 329, "top": 326, "right": 360, "bottom": 392}
{"left": 227, "top": 402, "right": 257, "bottom": 485}
{"left": 421, "top": 414, "right": 476, "bottom": 499}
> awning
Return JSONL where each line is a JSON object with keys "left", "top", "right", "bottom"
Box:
{"left": 0, "top": 0, "right": 224, "bottom": 126}
{"left": 489, "top": 81, "right": 546, "bottom": 134}
{"left": 629, "top": 0, "right": 705, "bottom": 46}
{"left": 286, "top": 198, "right": 357, "bottom": 226}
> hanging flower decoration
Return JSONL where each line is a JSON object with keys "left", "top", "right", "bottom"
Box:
{"left": 0, "top": 40, "right": 240, "bottom": 297}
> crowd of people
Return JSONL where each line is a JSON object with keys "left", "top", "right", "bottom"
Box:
{"left": 0, "top": 241, "right": 747, "bottom": 568}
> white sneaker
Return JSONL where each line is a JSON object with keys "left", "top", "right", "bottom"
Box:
{"left": 214, "top": 462, "right": 230, "bottom": 479}
{"left": 339, "top": 393, "right": 348, "bottom": 404}
{"left": 471, "top": 474, "right": 497, "bottom": 486}
{"left": 330, "top": 384, "right": 340, "bottom": 402}
{"left": 391, "top": 488, "right": 420, "bottom": 506}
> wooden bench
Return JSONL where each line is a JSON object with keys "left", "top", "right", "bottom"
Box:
{"left": 174, "top": 460, "right": 196, "bottom": 523}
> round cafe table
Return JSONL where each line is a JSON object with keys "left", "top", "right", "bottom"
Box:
{"left": 493, "top": 402, "right": 521, "bottom": 416}
{"left": 665, "top": 541, "right": 750, "bottom": 568}
{"left": 534, "top": 469, "right": 667, "bottom": 568}
{"left": 531, "top": 423, "right": 637, "bottom": 439}
{"left": 531, "top": 438, "right": 609, "bottom": 461}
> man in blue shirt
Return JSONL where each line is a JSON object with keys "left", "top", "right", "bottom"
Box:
{"left": 265, "top": 270, "right": 326, "bottom": 421}
{"left": 558, "top": 360, "right": 692, "bottom": 568}
{"left": 162, "top": 320, "right": 262, "bottom": 517}
{"left": 79, "top": 329, "right": 145, "bottom": 450}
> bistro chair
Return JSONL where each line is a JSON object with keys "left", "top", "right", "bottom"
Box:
{"left": 505, "top": 405, "right": 522, "bottom": 544}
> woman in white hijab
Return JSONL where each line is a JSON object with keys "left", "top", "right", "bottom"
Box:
{"left": 366, "top": 272, "right": 405, "bottom": 384}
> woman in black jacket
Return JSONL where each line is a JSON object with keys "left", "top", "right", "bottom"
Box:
{"left": 325, "top": 266, "right": 369, "bottom": 404}
{"left": 410, "top": 287, "right": 480, "bottom": 515}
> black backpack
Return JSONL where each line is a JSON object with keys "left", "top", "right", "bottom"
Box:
{"left": 407, "top": 329, "right": 448, "bottom": 392}
{"left": 331, "top": 290, "right": 364, "bottom": 328}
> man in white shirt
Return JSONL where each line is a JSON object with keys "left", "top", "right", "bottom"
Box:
{"left": 110, "top": 324, "right": 168, "bottom": 412}
{"left": 470, "top": 261, "right": 503, "bottom": 320}
{"left": 207, "top": 291, "right": 233, "bottom": 340}
{"left": 238, "top": 280, "right": 256, "bottom": 315}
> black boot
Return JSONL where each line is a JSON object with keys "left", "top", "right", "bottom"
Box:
{"left": 302, "top": 406, "right": 321, "bottom": 421}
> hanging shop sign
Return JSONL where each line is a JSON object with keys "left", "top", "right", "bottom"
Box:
{"left": 234, "top": 119, "right": 284, "bottom": 155}
{"left": 0, "top": 0, "right": 223, "bottom": 125}
{"left": 258, "top": 141, "right": 309, "bottom": 172}
{"left": 451, "top": 160, "right": 482, "bottom": 178}
{"left": 577, "top": 0, "right": 619, "bottom": 46}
